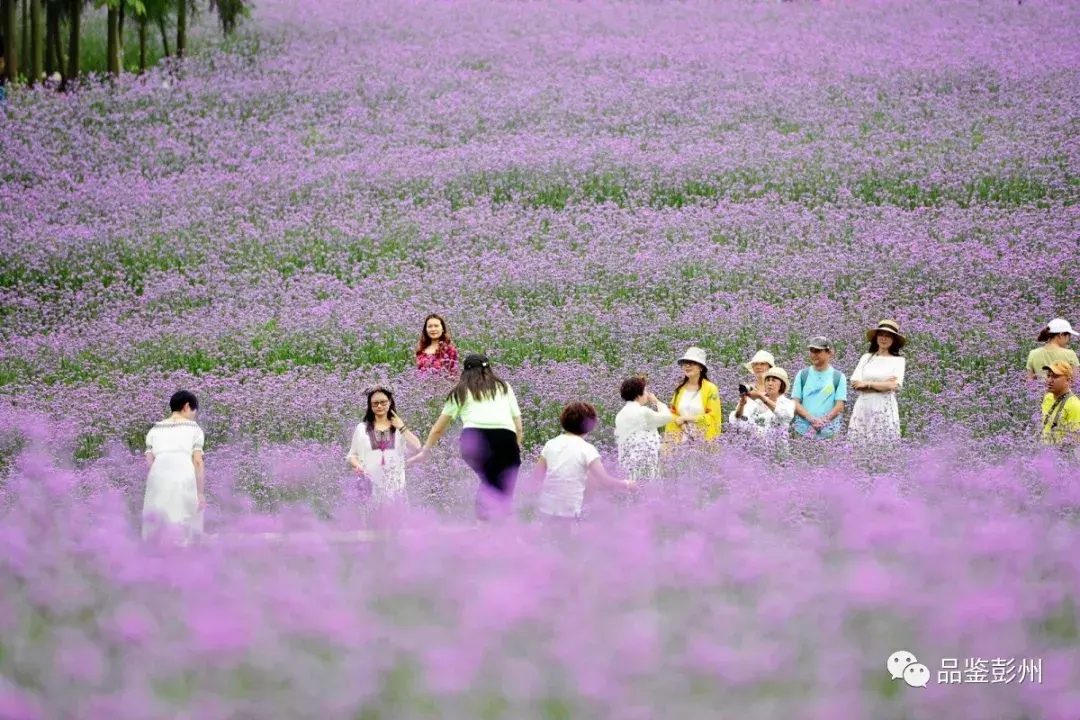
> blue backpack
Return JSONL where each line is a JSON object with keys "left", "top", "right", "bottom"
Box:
{"left": 796, "top": 367, "right": 843, "bottom": 400}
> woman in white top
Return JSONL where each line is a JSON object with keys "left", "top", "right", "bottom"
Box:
{"left": 743, "top": 350, "right": 776, "bottom": 395}
{"left": 532, "top": 402, "right": 635, "bottom": 523}
{"left": 729, "top": 367, "right": 796, "bottom": 439}
{"left": 411, "top": 353, "right": 524, "bottom": 520}
{"left": 614, "top": 376, "right": 672, "bottom": 483}
{"left": 848, "top": 320, "right": 907, "bottom": 445}
{"left": 143, "top": 390, "right": 206, "bottom": 542}
{"left": 347, "top": 387, "right": 421, "bottom": 505}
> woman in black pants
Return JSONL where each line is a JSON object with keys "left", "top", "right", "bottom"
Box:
{"left": 410, "top": 353, "right": 524, "bottom": 520}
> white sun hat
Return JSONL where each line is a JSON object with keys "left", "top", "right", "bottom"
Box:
{"left": 677, "top": 346, "right": 708, "bottom": 372}
{"left": 744, "top": 350, "right": 776, "bottom": 373}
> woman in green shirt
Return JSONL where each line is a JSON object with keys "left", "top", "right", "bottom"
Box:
{"left": 411, "top": 353, "right": 524, "bottom": 520}
{"left": 1026, "top": 318, "right": 1079, "bottom": 381}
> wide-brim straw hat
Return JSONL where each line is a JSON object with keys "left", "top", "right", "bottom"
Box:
{"left": 763, "top": 367, "right": 790, "bottom": 394}
{"left": 677, "top": 346, "right": 708, "bottom": 372}
{"left": 867, "top": 320, "right": 906, "bottom": 350}
{"left": 744, "top": 350, "right": 776, "bottom": 374}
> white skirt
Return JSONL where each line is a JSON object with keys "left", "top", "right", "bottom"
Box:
{"left": 848, "top": 392, "right": 901, "bottom": 445}
{"left": 142, "top": 453, "right": 202, "bottom": 540}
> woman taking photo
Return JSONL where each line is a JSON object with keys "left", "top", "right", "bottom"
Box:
{"left": 143, "top": 390, "right": 206, "bottom": 542}
{"left": 415, "top": 313, "right": 459, "bottom": 375}
{"left": 614, "top": 376, "right": 673, "bottom": 483}
{"left": 663, "top": 347, "right": 722, "bottom": 446}
{"left": 848, "top": 320, "right": 907, "bottom": 445}
{"left": 347, "top": 387, "right": 421, "bottom": 505}
{"left": 410, "top": 353, "right": 523, "bottom": 520}
{"left": 730, "top": 367, "right": 796, "bottom": 439}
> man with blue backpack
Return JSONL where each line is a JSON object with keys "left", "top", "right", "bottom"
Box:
{"left": 792, "top": 336, "right": 847, "bottom": 439}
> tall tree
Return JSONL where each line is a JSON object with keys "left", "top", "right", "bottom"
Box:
{"left": 63, "top": 0, "right": 78, "bottom": 89}
{"left": 29, "top": 0, "right": 40, "bottom": 83}
{"left": 106, "top": 1, "right": 119, "bottom": 75}
{"left": 2, "top": 0, "right": 18, "bottom": 83}
{"left": 44, "top": 0, "right": 61, "bottom": 78}
{"left": 175, "top": 0, "right": 184, "bottom": 58}
{"left": 21, "top": 0, "right": 29, "bottom": 74}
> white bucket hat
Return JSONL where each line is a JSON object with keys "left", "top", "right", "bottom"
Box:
{"left": 677, "top": 346, "right": 708, "bottom": 372}
{"left": 744, "top": 350, "right": 776, "bottom": 373}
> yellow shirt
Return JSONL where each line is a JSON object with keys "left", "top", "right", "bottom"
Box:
{"left": 1026, "top": 346, "right": 1079, "bottom": 379}
{"left": 664, "top": 379, "right": 722, "bottom": 443}
{"left": 1041, "top": 392, "right": 1080, "bottom": 445}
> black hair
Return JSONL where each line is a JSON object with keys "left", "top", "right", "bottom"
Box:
{"left": 620, "top": 376, "right": 647, "bottom": 402}
{"left": 868, "top": 333, "right": 903, "bottom": 357}
{"left": 447, "top": 358, "right": 508, "bottom": 407}
{"left": 169, "top": 390, "right": 198, "bottom": 413}
{"left": 362, "top": 387, "right": 398, "bottom": 427}
{"left": 674, "top": 363, "right": 709, "bottom": 394}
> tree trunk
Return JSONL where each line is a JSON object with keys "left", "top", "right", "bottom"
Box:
{"left": 49, "top": 0, "right": 63, "bottom": 78}
{"left": 43, "top": 0, "right": 53, "bottom": 76}
{"left": 157, "top": 14, "right": 169, "bottom": 57}
{"left": 22, "top": 0, "right": 30, "bottom": 75}
{"left": 175, "top": 0, "right": 185, "bottom": 59}
{"left": 106, "top": 4, "right": 119, "bottom": 75}
{"left": 137, "top": 17, "right": 146, "bottom": 72}
{"left": 29, "top": 0, "right": 40, "bottom": 84}
{"left": 63, "top": 0, "right": 78, "bottom": 89}
{"left": 2, "top": 0, "right": 18, "bottom": 83}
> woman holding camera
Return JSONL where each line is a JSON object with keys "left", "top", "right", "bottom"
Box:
{"left": 729, "top": 368, "right": 796, "bottom": 437}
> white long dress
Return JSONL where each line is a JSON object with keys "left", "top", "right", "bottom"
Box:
{"left": 347, "top": 422, "right": 407, "bottom": 505}
{"left": 614, "top": 401, "right": 673, "bottom": 482}
{"left": 143, "top": 420, "right": 205, "bottom": 541}
{"left": 848, "top": 354, "right": 906, "bottom": 445}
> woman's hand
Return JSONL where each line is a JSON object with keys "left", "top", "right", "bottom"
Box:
{"left": 407, "top": 449, "right": 429, "bottom": 466}
{"left": 197, "top": 493, "right": 207, "bottom": 511}
{"left": 747, "top": 390, "right": 765, "bottom": 401}
{"left": 353, "top": 465, "right": 366, "bottom": 477}
{"left": 674, "top": 416, "right": 688, "bottom": 427}
{"left": 389, "top": 412, "right": 405, "bottom": 430}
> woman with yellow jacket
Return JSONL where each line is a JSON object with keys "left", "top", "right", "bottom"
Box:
{"left": 664, "top": 346, "right": 722, "bottom": 446}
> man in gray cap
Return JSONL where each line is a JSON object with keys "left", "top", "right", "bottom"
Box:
{"left": 792, "top": 336, "right": 847, "bottom": 439}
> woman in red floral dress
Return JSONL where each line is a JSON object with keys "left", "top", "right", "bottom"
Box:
{"left": 415, "top": 314, "right": 458, "bottom": 375}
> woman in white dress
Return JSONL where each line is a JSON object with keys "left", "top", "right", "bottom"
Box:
{"left": 848, "top": 320, "right": 907, "bottom": 445}
{"left": 347, "top": 387, "right": 422, "bottom": 505}
{"left": 614, "top": 376, "right": 673, "bottom": 483}
{"left": 143, "top": 390, "right": 206, "bottom": 542}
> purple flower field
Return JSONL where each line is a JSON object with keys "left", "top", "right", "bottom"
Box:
{"left": 1, "top": 0, "right": 1079, "bottom": 717}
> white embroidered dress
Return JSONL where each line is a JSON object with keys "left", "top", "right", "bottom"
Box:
{"left": 143, "top": 420, "right": 204, "bottom": 540}
{"left": 347, "top": 422, "right": 407, "bottom": 504}
{"left": 614, "top": 401, "right": 673, "bottom": 482}
{"left": 848, "top": 354, "right": 906, "bottom": 445}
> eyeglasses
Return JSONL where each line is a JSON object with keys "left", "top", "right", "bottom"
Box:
{"left": 371, "top": 400, "right": 390, "bottom": 407}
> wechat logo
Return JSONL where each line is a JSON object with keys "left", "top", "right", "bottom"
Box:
{"left": 887, "top": 650, "right": 930, "bottom": 688}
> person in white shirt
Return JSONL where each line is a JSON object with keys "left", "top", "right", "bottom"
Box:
{"left": 848, "top": 320, "right": 907, "bottom": 446}
{"left": 729, "top": 367, "right": 796, "bottom": 439}
{"left": 614, "top": 376, "right": 673, "bottom": 483}
{"left": 143, "top": 390, "right": 206, "bottom": 543}
{"left": 532, "top": 402, "right": 635, "bottom": 524}
{"left": 411, "top": 353, "right": 524, "bottom": 520}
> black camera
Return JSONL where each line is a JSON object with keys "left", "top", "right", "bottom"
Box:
{"left": 738, "top": 383, "right": 750, "bottom": 396}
